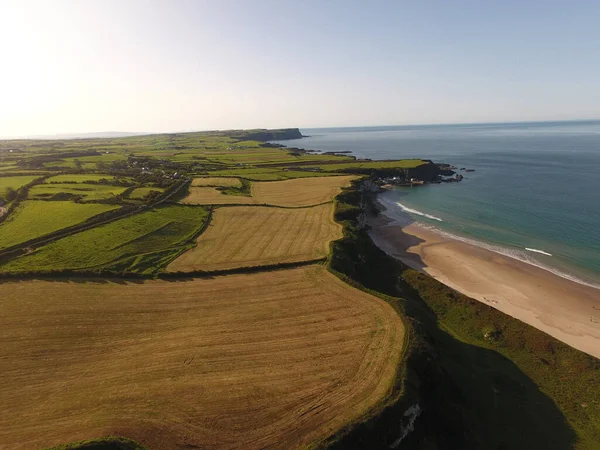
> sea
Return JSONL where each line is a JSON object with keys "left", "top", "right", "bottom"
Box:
{"left": 273, "top": 121, "right": 600, "bottom": 290}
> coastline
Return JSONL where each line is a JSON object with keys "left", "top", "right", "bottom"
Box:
{"left": 368, "top": 209, "right": 600, "bottom": 360}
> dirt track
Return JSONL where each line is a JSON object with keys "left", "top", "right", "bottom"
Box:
{"left": 0, "top": 265, "right": 404, "bottom": 449}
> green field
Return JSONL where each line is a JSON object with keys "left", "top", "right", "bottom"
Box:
{"left": 1, "top": 205, "right": 209, "bottom": 274}
{"left": 29, "top": 183, "right": 129, "bottom": 201}
{"left": 205, "top": 167, "right": 345, "bottom": 181}
{"left": 0, "top": 201, "right": 119, "bottom": 249}
{"left": 129, "top": 186, "right": 164, "bottom": 199}
{"left": 0, "top": 175, "right": 41, "bottom": 195}
{"left": 302, "top": 159, "right": 428, "bottom": 172}
{"left": 45, "top": 174, "right": 126, "bottom": 183}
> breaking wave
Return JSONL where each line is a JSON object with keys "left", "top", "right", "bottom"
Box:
{"left": 395, "top": 202, "right": 443, "bottom": 222}
{"left": 525, "top": 248, "right": 553, "bottom": 256}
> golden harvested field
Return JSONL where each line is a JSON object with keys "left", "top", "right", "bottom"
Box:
{"left": 251, "top": 175, "right": 357, "bottom": 207}
{"left": 181, "top": 175, "right": 357, "bottom": 207}
{"left": 0, "top": 265, "right": 404, "bottom": 450}
{"left": 191, "top": 177, "right": 242, "bottom": 187}
{"left": 181, "top": 187, "right": 255, "bottom": 205}
{"left": 167, "top": 203, "right": 342, "bottom": 272}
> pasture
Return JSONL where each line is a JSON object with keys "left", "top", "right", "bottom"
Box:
{"left": 167, "top": 203, "right": 341, "bottom": 272}
{"left": 0, "top": 265, "right": 404, "bottom": 450}
{"left": 128, "top": 187, "right": 164, "bottom": 199}
{"left": 1, "top": 205, "right": 209, "bottom": 274}
{"left": 302, "top": 159, "right": 428, "bottom": 172}
{"left": 29, "top": 183, "right": 129, "bottom": 201}
{"left": 45, "top": 174, "right": 125, "bottom": 183}
{"left": 0, "top": 175, "right": 41, "bottom": 195}
{"left": 0, "top": 201, "right": 119, "bottom": 250}
{"left": 205, "top": 168, "right": 345, "bottom": 181}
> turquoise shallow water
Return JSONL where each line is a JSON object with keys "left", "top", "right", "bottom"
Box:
{"left": 274, "top": 121, "right": 600, "bottom": 289}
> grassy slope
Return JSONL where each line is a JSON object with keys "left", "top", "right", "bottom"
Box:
{"left": 0, "top": 201, "right": 120, "bottom": 250}
{"left": 323, "top": 183, "right": 600, "bottom": 450}
{"left": 1, "top": 205, "right": 209, "bottom": 274}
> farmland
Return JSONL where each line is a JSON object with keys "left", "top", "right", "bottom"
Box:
{"left": 300, "top": 159, "right": 429, "bottom": 172}
{"left": 0, "top": 201, "right": 119, "bottom": 250}
{"left": 181, "top": 187, "right": 256, "bottom": 205}
{"left": 191, "top": 177, "right": 242, "bottom": 187}
{"left": 128, "top": 186, "right": 164, "bottom": 199}
{"left": 167, "top": 203, "right": 341, "bottom": 272}
{"left": 181, "top": 175, "right": 356, "bottom": 207}
{"left": 0, "top": 128, "right": 458, "bottom": 449}
{"left": 0, "top": 175, "right": 41, "bottom": 195}
{"left": 0, "top": 265, "right": 404, "bottom": 450}
{"left": 44, "top": 174, "right": 125, "bottom": 183}
{"left": 249, "top": 175, "right": 356, "bottom": 207}
{"left": 29, "top": 183, "right": 129, "bottom": 201}
{"left": 1, "top": 205, "right": 209, "bottom": 274}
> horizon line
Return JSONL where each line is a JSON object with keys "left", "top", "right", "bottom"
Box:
{"left": 2, "top": 118, "right": 600, "bottom": 141}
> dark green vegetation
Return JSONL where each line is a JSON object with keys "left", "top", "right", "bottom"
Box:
{"left": 322, "top": 181, "right": 600, "bottom": 449}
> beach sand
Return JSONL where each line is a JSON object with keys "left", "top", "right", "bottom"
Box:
{"left": 368, "top": 214, "right": 600, "bottom": 360}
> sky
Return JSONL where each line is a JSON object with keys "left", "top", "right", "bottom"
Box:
{"left": 1, "top": 0, "right": 599, "bottom": 136}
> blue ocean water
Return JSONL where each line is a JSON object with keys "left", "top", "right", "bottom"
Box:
{"left": 274, "top": 121, "right": 600, "bottom": 289}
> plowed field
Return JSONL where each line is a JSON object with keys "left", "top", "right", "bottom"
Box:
{"left": 167, "top": 203, "right": 342, "bottom": 272}
{"left": 0, "top": 265, "right": 404, "bottom": 450}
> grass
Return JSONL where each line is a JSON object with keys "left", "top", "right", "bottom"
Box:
{"left": 191, "top": 177, "right": 242, "bottom": 187}
{"left": 205, "top": 168, "right": 348, "bottom": 181}
{"left": 128, "top": 187, "right": 164, "bottom": 199}
{"left": 29, "top": 183, "right": 129, "bottom": 201}
{"left": 167, "top": 203, "right": 341, "bottom": 272}
{"left": 44, "top": 174, "right": 125, "bottom": 183}
{"left": 1, "top": 205, "right": 209, "bottom": 274}
{"left": 0, "top": 201, "right": 120, "bottom": 250}
{"left": 302, "top": 159, "right": 428, "bottom": 172}
{"left": 0, "top": 175, "right": 41, "bottom": 195}
{"left": 0, "top": 265, "right": 403, "bottom": 449}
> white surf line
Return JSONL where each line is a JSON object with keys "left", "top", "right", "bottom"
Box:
{"left": 395, "top": 202, "right": 443, "bottom": 222}
{"left": 525, "top": 248, "right": 553, "bottom": 256}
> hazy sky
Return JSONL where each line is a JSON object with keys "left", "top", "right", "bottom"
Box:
{"left": 1, "top": 0, "right": 599, "bottom": 136}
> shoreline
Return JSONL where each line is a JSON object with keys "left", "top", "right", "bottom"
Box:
{"left": 368, "top": 209, "right": 600, "bottom": 360}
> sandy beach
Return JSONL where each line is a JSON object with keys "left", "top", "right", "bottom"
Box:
{"left": 368, "top": 213, "right": 600, "bottom": 360}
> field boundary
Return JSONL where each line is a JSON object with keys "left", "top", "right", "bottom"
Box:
{"left": 0, "top": 258, "right": 326, "bottom": 282}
